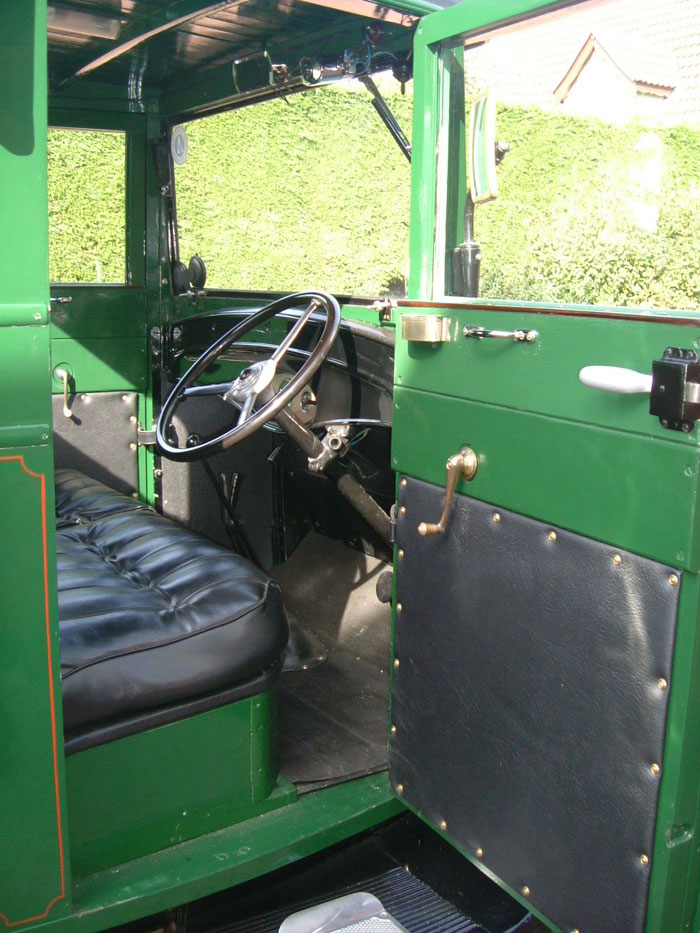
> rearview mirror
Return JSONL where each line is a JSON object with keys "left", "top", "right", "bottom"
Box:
{"left": 468, "top": 91, "right": 498, "bottom": 203}
{"left": 232, "top": 51, "right": 274, "bottom": 95}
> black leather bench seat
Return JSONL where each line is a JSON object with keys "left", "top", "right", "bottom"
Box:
{"left": 55, "top": 469, "right": 288, "bottom": 742}
{"left": 56, "top": 467, "right": 151, "bottom": 523}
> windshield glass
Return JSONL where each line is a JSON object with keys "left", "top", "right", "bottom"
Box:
{"left": 175, "top": 80, "right": 411, "bottom": 298}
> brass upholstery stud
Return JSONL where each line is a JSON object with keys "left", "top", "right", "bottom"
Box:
{"left": 613, "top": 554, "right": 622, "bottom": 566}
{"left": 572, "top": 929, "right": 580, "bottom": 933}
{"left": 400, "top": 478, "right": 407, "bottom": 487}
{"left": 394, "top": 658, "right": 400, "bottom": 669}
{"left": 493, "top": 513, "right": 501, "bottom": 523}
{"left": 439, "top": 820, "right": 447, "bottom": 831}
{"left": 476, "top": 847, "right": 483, "bottom": 859}
{"left": 658, "top": 677, "right": 669, "bottom": 691}
{"left": 548, "top": 531, "right": 557, "bottom": 542}
{"left": 396, "top": 783, "right": 404, "bottom": 795}
{"left": 399, "top": 505, "right": 406, "bottom": 515}
{"left": 521, "top": 886, "right": 530, "bottom": 897}
{"left": 640, "top": 854, "right": 649, "bottom": 867}
{"left": 398, "top": 549, "right": 404, "bottom": 559}
{"left": 651, "top": 763, "right": 660, "bottom": 775}
{"left": 122, "top": 394, "right": 129, "bottom": 402}
{"left": 391, "top": 724, "right": 396, "bottom": 735}
{"left": 396, "top": 602, "right": 403, "bottom": 612}
{"left": 669, "top": 573, "right": 679, "bottom": 586}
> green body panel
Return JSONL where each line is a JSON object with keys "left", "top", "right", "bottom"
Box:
{"left": 66, "top": 692, "right": 293, "bottom": 877}
{"left": 31, "top": 774, "right": 402, "bottom": 933}
{"left": 50, "top": 287, "right": 147, "bottom": 339}
{"left": 50, "top": 337, "right": 148, "bottom": 392}
{"left": 0, "top": 3, "right": 71, "bottom": 927}
{"left": 396, "top": 305, "right": 700, "bottom": 445}
{"left": 0, "top": 327, "right": 53, "bottom": 438}
{"left": 393, "top": 385, "right": 699, "bottom": 569}
{"left": 0, "top": 451, "right": 67, "bottom": 926}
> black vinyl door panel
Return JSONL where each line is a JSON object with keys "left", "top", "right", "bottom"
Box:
{"left": 390, "top": 476, "right": 680, "bottom": 933}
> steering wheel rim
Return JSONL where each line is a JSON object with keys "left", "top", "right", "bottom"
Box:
{"left": 156, "top": 291, "right": 341, "bottom": 461}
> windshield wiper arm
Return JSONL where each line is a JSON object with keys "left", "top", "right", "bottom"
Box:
{"left": 359, "top": 75, "right": 411, "bottom": 163}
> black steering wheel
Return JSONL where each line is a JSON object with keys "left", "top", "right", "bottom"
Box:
{"left": 156, "top": 291, "right": 341, "bottom": 461}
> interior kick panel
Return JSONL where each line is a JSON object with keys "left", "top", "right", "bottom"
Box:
{"left": 390, "top": 476, "right": 681, "bottom": 933}
{"left": 52, "top": 391, "right": 139, "bottom": 495}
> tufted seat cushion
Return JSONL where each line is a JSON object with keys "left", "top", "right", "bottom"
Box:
{"left": 56, "top": 467, "right": 152, "bottom": 523}
{"left": 56, "top": 470, "right": 289, "bottom": 738}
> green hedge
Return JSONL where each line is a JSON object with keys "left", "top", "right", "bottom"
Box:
{"left": 175, "top": 87, "right": 412, "bottom": 296}
{"left": 48, "top": 129, "right": 126, "bottom": 283}
{"left": 47, "top": 93, "right": 700, "bottom": 310}
{"left": 477, "top": 106, "right": 700, "bottom": 310}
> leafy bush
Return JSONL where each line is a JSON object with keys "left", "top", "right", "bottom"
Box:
{"left": 46, "top": 94, "right": 700, "bottom": 310}
{"left": 175, "top": 86, "right": 412, "bottom": 296}
{"left": 476, "top": 106, "right": 700, "bottom": 310}
{"left": 48, "top": 129, "right": 126, "bottom": 283}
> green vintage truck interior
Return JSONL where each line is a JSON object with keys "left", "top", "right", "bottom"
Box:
{"left": 3, "top": 2, "right": 700, "bottom": 932}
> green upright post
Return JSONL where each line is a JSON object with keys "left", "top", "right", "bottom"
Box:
{"left": 0, "top": 1, "right": 71, "bottom": 925}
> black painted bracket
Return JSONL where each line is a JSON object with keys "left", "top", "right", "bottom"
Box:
{"left": 650, "top": 347, "right": 700, "bottom": 432}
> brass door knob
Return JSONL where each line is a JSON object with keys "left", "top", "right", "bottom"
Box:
{"left": 417, "top": 447, "right": 477, "bottom": 537}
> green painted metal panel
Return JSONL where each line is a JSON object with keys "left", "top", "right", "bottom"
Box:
{"left": 392, "top": 386, "right": 699, "bottom": 570}
{"left": 0, "top": 327, "right": 54, "bottom": 437}
{"left": 66, "top": 693, "right": 293, "bottom": 877}
{"left": 395, "top": 306, "right": 700, "bottom": 445}
{"left": 646, "top": 576, "right": 700, "bottom": 932}
{"left": 0, "top": 2, "right": 71, "bottom": 927}
{"left": 50, "top": 337, "right": 148, "bottom": 392}
{"left": 50, "top": 287, "right": 147, "bottom": 339}
{"left": 25, "top": 773, "right": 401, "bottom": 933}
{"left": 0, "top": 451, "right": 68, "bottom": 927}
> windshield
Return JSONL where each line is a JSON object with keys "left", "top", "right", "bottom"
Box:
{"left": 175, "top": 79, "right": 412, "bottom": 298}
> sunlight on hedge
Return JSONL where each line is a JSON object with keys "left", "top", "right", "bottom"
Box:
{"left": 48, "top": 129, "right": 126, "bottom": 283}
{"left": 46, "top": 92, "right": 700, "bottom": 310}
{"left": 176, "top": 86, "right": 412, "bottom": 297}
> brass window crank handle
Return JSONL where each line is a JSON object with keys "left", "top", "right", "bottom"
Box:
{"left": 417, "top": 447, "right": 478, "bottom": 537}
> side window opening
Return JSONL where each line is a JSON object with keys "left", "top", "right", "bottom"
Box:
{"left": 48, "top": 128, "right": 126, "bottom": 284}
{"left": 440, "top": 0, "right": 700, "bottom": 311}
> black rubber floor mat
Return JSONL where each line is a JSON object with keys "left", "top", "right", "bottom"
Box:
{"left": 273, "top": 532, "right": 391, "bottom": 790}
{"left": 214, "top": 866, "right": 483, "bottom": 933}
{"left": 278, "top": 647, "right": 389, "bottom": 790}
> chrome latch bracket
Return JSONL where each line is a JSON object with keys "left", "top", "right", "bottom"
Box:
{"left": 463, "top": 326, "right": 537, "bottom": 343}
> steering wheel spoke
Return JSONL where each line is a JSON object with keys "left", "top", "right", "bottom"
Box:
{"left": 181, "top": 381, "right": 233, "bottom": 398}
{"left": 156, "top": 292, "right": 340, "bottom": 461}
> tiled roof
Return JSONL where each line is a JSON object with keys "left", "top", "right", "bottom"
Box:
{"left": 465, "top": 0, "right": 700, "bottom": 126}
{"left": 594, "top": 30, "right": 679, "bottom": 89}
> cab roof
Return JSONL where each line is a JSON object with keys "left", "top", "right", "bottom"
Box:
{"left": 47, "top": 0, "right": 452, "bottom": 115}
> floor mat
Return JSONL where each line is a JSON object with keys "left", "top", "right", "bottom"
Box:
{"left": 214, "top": 866, "right": 482, "bottom": 933}
{"left": 272, "top": 532, "right": 392, "bottom": 791}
